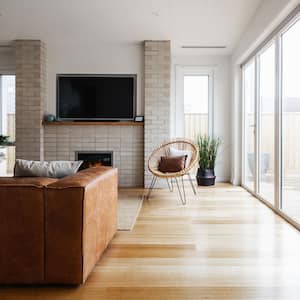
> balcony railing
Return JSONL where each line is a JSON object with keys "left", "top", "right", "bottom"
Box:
{"left": 246, "top": 112, "right": 300, "bottom": 173}
{"left": 184, "top": 113, "right": 208, "bottom": 142}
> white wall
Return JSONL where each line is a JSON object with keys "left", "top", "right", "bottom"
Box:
{"left": 46, "top": 41, "right": 144, "bottom": 115}
{"left": 0, "top": 42, "right": 144, "bottom": 115}
{"left": 233, "top": 0, "right": 299, "bottom": 64}
{"left": 231, "top": 0, "right": 300, "bottom": 185}
{"left": 171, "top": 55, "right": 231, "bottom": 182}
{"left": 0, "top": 48, "right": 15, "bottom": 74}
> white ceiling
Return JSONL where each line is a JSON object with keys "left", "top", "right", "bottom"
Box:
{"left": 0, "top": 0, "right": 262, "bottom": 55}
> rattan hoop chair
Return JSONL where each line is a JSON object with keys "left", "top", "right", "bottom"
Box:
{"left": 146, "top": 139, "right": 198, "bottom": 205}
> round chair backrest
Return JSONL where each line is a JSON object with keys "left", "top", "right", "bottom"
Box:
{"left": 148, "top": 139, "right": 198, "bottom": 177}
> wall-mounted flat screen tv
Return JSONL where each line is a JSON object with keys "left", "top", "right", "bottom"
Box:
{"left": 57, "top": 74, "right": 136, "bottom": 121}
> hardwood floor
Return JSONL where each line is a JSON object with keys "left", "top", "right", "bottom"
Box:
{"left": 1, "top": 183, "right": 300, "bottom": 300}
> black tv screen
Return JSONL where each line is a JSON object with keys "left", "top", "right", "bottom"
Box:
{"left": 57, "top": 75, "right": 136, "bottom": 121}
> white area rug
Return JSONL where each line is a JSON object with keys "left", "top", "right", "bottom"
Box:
{"left": 118, "top": 195, "right": 143, "bottom": 231}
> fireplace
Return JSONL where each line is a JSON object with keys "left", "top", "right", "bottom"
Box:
{"left": 76, "top": 151, "right": 113, "bottom": 170}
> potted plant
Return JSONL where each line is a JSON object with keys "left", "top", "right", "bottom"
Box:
{"left": 0, "top": 135, "right": 10, "bottom": 146}
{"left": 196, "top": 135, "right": 221, "bottom": 186}
{"left": 0, "top": 135, "right": 10, "bottom": 161}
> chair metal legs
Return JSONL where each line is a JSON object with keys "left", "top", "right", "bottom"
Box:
{"left": 174, "top": 177, "right": 186, "bottom": 205}
{"left": 147, "top": 174, "right": 196, "bottom": 205}
{"left": 187, "top": 173, "right": 197, "bottom": 195}
{"left": 146, "top": 176, "right": 157, "bottom": 200}
{"left": 166, "top": 178, "right": 173, "bottom": 192}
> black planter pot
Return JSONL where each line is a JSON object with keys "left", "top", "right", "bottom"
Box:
{"left": 196, "top": 168, "right": 216, "bottom": 186}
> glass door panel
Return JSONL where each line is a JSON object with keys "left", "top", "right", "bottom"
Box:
{"left": 258, "top": 43, "right": 275, "bottom": 205}
{"left": 183, "top": 75, "right": 209, "bottom": 175}
{"left": 243, "top": 61, "right": 256, "bottom": 191}
{"left": 281, "top": 19, "right": 300, "bottom": 221}
{"left": 184, "top": 75, "right": 209, "bottom": 140}
{"left": 0, "top": 75, "right": 15, "bottom": 176}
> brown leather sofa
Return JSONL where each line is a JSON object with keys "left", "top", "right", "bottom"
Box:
{"left": 0, "top": 166, "right": 118, "bottom": 285}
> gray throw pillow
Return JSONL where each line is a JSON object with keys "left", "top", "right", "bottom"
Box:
{"left": 169, "top": 147, "right": 192, "bottom": 167}
{"left": 14, "top": 159, "right": 83, "bottom": 178}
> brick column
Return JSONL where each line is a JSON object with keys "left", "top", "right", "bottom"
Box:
{"left": 144, "top": 41, "right": 171, "bottom": 187}
{"left": 15, "top": 40, "right": 46, "bottom": 160}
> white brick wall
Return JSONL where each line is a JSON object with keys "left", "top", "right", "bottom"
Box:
{"left": 44, "top": 125, "right": 144, "bottom": 187}
{"left": 144, "top": 41, "right": 171, "bottom": 187}
{"left": 15, "top": 40, "right": 46, "bottom": 160}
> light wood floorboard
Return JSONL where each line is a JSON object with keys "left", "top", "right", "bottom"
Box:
{"left": 1, "top": 183, "right": 300, "bottom": 300}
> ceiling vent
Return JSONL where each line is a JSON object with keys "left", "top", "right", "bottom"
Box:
{"left": 182, "top": 46, "right": 226, "bottom": 49}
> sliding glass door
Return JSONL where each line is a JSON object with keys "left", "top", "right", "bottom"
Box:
{"left": 281, "top": 18, "right": 300, "bottom": 222}
{"left": 243, "top": 61, "right": 256, "bottom": 191}
{"left": 258, "top": 43, "right": 276, "bottom": 205}
{"left": 242, "top": 11, "right": 300, "bottom": 227}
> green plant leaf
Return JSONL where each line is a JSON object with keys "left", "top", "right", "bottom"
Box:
{"left": 197, "top": 134, "right": 221, "bottom": 170}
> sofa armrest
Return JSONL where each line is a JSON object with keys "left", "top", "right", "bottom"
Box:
{"left": 45, "top": 167, "right": 118, "bottom": 284}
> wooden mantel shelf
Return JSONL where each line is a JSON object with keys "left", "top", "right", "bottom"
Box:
{"left": 43, "top": 121, "right": 144, "bottom": 126}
